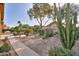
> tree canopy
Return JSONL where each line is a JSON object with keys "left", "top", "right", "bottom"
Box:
{"left": 27, "top": 3, "right": 53, "bottom": 28}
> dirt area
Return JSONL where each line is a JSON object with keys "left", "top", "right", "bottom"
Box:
{"left": 72, "top": 39, "right": 79, "bottom": 56}
{"left": 18, "top": 35, "right": 62, "bottom": 56}
{"left": 0, "top": 40, "right": 4, "bottom": 47}
{"left": 18, "top": 34, "right": 79, "bottom": 56}
{"left": 6, "top": 39, "right": 17, "bottom": 56}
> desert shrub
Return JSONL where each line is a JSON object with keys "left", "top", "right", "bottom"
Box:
{"left": 11, "top": 31, "right": 18, "bottom": 36}
{"left": 46, "top": 29, "right": 54, "bottom": 37}
{"left": 38, "top": 29, "right": 54, "bottom": 39}
{"left": 33, "top": 26, "right": 40, "bottom": 33}
{"left": 0, "top": 43, "right": 11, "bottom": 52}
{"left": 26, "top": 28, "right": 33, "bottom": 33}
{"left": 48, "top": 47, "right": 73, "bottom": 56}
{"left": 27, "top": 28, "right": 33, "bottom": 33}
{"left": 24, "top": 28, "right": 33, "bottom": 36}
{"left": 38, "top": 29, "right": 45, "bottom": 36}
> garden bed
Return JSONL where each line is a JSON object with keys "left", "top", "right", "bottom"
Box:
{"left": 0, "top": 39, "right": 17, "bottom": 56}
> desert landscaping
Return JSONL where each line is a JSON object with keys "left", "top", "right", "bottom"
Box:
{"left": 0, "top": 3, "right": 79, "bottom": 56}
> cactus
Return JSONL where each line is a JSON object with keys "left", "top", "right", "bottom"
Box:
{"left": 53, "top": 3, "right": 77, "bottom": 49}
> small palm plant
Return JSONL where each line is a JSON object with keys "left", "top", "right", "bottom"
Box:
{"left": 17, "top": 21, "right": 22, "bottom": 38}
{"left": 53, "top": 3, "right": 77, "bottom": 50}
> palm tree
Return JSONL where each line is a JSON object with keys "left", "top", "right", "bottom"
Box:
{"left": 17, "top": 21, "right": 22, "bottom": 38}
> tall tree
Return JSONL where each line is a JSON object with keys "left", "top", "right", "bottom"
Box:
{"left": 27, "top": 3, "right": 53, "bottom": 28}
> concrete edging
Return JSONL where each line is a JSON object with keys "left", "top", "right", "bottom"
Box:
{"left": 8, "top": 38, "right": 39, "bottom": 56}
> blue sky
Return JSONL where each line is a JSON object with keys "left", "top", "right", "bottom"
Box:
{"left": 4, "top": 3, "right": 52, "bottom": 27}
{"left": 4, "top": 3, "right": 39, "bottom": 27}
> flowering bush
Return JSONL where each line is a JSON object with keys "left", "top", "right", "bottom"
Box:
{"left": 24, "top": 28, "right": 33, "bottom": 36}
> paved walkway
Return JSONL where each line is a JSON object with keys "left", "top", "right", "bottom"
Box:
{"left": 8, "top": 37, "right": 39, "bottom": 56}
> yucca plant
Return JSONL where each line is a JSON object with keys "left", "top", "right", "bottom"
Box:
{"left": 53, "top": 3, "right": 77, "bottom": 50}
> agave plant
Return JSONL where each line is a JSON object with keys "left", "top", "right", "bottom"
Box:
{"left": 53, "top": 3, "right": 77, "bottom": 50}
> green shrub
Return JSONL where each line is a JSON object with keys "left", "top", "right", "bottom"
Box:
{"left": 48, "top": 47, "right": 73, "bottom": 56}
{"left": 0, "top": 43, "right": 11, "bottom": 52}
{"left": 32, "top": 25, "right": 41, "bottom": 34}
{"left": 42, "top": 31, "right": 48, "bottom": 39}
{"left": 38, "top": 29, "right": 45, "bottom": 36}
{"left": 24, "top": 28, "right": 33, "bottom": 36}
{"left": 39, "top": 29, "right": 54, "bottom": 39}
{"left": 46, "top": 29, "right": 54, "bottom": 37}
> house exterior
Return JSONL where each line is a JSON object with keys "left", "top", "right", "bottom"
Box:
{"left": 46, "top": 21, "right": 58, "bottom": 33}
{"left": 0, "top": 3, "right": 4, "bottom": 35}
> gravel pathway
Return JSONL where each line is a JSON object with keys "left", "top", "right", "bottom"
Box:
{"left": 19, "top": 35, "right": 79, "bottom": 56}
{"left": 19, "top": 35, "right": 62, "bottom": 56}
